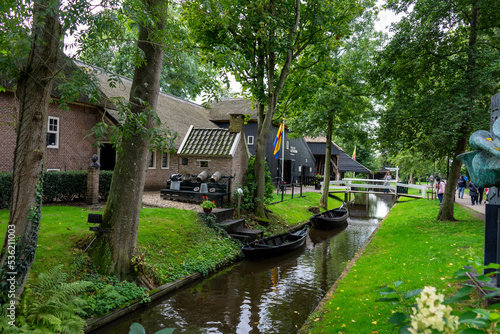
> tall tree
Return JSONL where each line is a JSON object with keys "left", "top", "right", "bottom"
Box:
{"left": 284, "top": 18, "right": 380, "bottom": 208}
{"left": 184, "top": 0, "right": 369, "bottom": 216}
{"left": 77, "top": 4, "right": 225, "bottom": 101}
{"left": 88, "top": 0, "right": 168, "bottom": 278}
{"left": 374, "top": 0, "right": 500, "bottom": 220}
{"left": 0, "top": 0, "right": 61, "bottom": 301}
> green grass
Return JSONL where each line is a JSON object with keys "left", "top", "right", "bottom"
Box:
{"left": 136, "top": 208, "right": 240, "bottom": 284}
{"left": 0, "top": 206, "right": 98, "bottom": 276}
{"left": 0, "top": 206, "right": 240, "bottom": 285}
{"left": 302, "top": 199, "right": 484, "bottom": 333}
{"left": 269, "top": 192, "right": 343, "bottom": 226}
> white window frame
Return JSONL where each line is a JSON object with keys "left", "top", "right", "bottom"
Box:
{"left": 247, "top": 135, "right": 254, "bottom": 145}
{"left": 46, "top": 168, "right": 60, "bottom": 172}
{"left": 286, "top": 141, "right": 289, "bottom": 150}
{"left": 148, "top": 151, "right": 156, "bottom": 169}
{"left": 47, "top": 116, "right": 60, "bottom": 149}
{"left": 161, "top": 152, "right": 170, "bottom": 169}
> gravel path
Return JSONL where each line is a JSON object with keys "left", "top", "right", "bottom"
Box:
{"left": 141, "top": 191, "right": 201, "bottom": 211}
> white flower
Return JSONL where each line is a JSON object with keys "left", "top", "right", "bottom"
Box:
{"left": 408, "top": 286, "right": 459, "bottom": 334}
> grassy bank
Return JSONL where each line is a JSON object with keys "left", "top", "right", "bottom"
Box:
{"left": 0, "top": 206, "right": 240, "bottom": 285}
{"left": 301, "top": 198, "right": 484, "bottom": 333}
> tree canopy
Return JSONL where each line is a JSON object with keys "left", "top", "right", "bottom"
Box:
{"left": 373, "top": 0, "right": 500, "bottom": 220}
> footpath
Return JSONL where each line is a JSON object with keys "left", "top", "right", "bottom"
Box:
{"left": 454, "top": 192, "right": 486, "bottom": 216}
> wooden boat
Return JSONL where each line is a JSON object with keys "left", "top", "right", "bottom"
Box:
{"left": 309, "top": 203, "right": 349, "bottom": 230}
{"left": 241, "top": 226, "right": 309, "bottom": 260}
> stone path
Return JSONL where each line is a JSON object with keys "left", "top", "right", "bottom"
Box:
{"left": 141, "top": 191, "right": 201, "bottom": 211}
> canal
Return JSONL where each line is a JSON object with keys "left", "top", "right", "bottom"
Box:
{"left": 92, "top": 194, "right": 393, "bottom": 334}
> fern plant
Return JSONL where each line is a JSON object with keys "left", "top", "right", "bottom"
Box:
{"left": 17, "top": 265, "right": 92, "bottom": 334}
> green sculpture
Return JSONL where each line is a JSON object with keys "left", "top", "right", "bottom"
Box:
{"left": 458, "top": 116, "right": 500, "bottom": 189}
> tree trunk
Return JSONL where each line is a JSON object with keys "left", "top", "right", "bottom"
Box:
{"left": 254, "top": 103, "right": 268, "bottom": 217}
{"left": 0, "top": 0, "right": 61, "bottom": 301}
{"left": 320, "top": 117, "right": 333, "bottom": 209}
{"left": 89, "top": 0, "right": 165, "bottom": 278}
{"left": 438, "top": 1, "right": 479, "bottom": 222}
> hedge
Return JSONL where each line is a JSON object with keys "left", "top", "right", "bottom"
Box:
{"left": 0, "top": 170, "right": 113, "bottom": 209}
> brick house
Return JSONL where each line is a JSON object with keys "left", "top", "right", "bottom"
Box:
{"left": 177, "top": 114, "right": 251, "bottom": 194}
{"left": 0, "top": 59, "right": 117, "bottom": 173}
{"left": 92, "top": 69, "right": 221, "bottom": 189}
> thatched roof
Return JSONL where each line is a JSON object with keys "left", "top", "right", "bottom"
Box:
{"left": 1, "top": 54, "right": 114, "bottom": 109}
{"left": 207, "top": 98, "right": 258, "bottom": 121}
{"left": 90, "top": 67, "right": 218, "bottom": 148}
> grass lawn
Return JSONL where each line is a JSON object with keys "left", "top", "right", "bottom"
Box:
{"left": 0, "top": 205, "right": 98, "bottom": 276}
{"left": 301, "top": 198, "right": 485, "bottom": 333}
{"left": 269, "top": 192, "right": 343, "bottom": 227}
{"left": 0, "top": 206, "right": 240, "bottom": 285}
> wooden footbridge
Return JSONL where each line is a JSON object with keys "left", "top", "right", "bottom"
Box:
{"left": 324, "top": 178, "right": 431, "bottom": 201}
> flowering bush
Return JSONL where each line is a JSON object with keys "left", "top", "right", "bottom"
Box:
{"left": 200, "top": 196, "right": 216, "bottom": 209}
{"left": 408, "top": 286, "right": 458, "bottom": 334}
{"left": 377, "top": 261, "right": 500, "bottom": 334}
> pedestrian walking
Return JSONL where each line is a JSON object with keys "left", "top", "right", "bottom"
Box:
{"left": 479, "top": 187, "right": 484, "bottom": 204}
{"left": 436, "top": 177, "right": 446, "bottom": 204}
{"left": 384, "top": 172, "right": 392, "bottom": 193}
{"left": 468, "top": 181, "right": 479, "bottom": 205}
{"left": 457, "top": 175, "right": 466, "bottom": 199}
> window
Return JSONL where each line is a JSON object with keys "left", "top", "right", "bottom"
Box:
{"left": 47, "top": 116, "right": 59, "bottom": 148}
{"left": 286, "top": 141, "right": 289, "bottom": 150}
{"left": 148, "top": 151, "right": 156, "bottom": 169}
{"left": 46, "top": 168, "right": 60, "bottom": 172}
{"left": 161, "top": 152, "right": 170, "bottom": 169}
{"left": 247, "top": 136, "right": 254, "bottom": 145}
{"left": 199, "top": 160, "right": 209, "bottom": 168}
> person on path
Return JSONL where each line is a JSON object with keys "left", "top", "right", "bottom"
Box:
{"left": 429, "top": 175, "right": 434, "bottom": 186}
{"left": 468, "top": 181, "right": 479, "bottom": 205}
{"left": 479, "top": 187, "right": 484, "bottom": 204}
{"left": 457, "top": 176, "right": 466, "bottom": 199}
{"left": 436, "top": 177, "right": 446, "bottom": 204}
{"left": 383, "top": 172, "right": 392, "bottom": 193}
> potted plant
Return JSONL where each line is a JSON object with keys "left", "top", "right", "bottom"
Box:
{"left": 200, "top": 196, "right": 216, "bottom": 213}
{"left": 315, "top": 174, "right": 323, "bottom": 190}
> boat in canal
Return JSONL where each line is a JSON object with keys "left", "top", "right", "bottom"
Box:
{"left": 309, "top": 203, "right": 349, "bottom": 230}
{"left": 241, "top": 225, "right": 309, "bottom": 260}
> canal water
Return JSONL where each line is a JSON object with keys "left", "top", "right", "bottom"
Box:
{"left": 92, "top": 194, "right": 394, "bottom": 334}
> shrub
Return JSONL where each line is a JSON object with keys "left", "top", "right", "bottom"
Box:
{"left": 0, "top": 170, "right": 113, "bottom": 209}
{"left": 234, "top": 156, "right": 274, "bottom": 211}
{"left": 81, "top": 274, "right": 150, "bottom": 317}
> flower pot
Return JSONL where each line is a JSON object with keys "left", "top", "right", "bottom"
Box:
{"left": 203, "top": 208, "right": 212, "bottom": 213}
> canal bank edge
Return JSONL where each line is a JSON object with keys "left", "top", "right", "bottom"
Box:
{"left": 84, "top": 272, "right": 202, "bottom": 333}
{"left": 298, "top": 205, "right": 395, "bottom": 333}
{"left": 84, "top": 221, "right": 311, "bottom": 333}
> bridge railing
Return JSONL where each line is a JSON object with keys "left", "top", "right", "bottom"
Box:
{"left": 324, "top": 179, "right": 428, "bottom": 198}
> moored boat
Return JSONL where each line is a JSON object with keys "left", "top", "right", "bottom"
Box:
{"left": 309, "top": 203, "right": 349, "bottom": 230}
{"left": 241, "top": 225, "right": 309, "bottom": 260}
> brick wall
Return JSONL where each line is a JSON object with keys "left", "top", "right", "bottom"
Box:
{"left": 0, "top": 91, "right": 101, "bottom": 172}
{"left": 144, "top": 151, "right": 180, "bottom": 190}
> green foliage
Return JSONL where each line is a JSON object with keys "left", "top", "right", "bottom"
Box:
{"left": 12, "top": 265, "right": 92, "bottom": 334}
{"left": 80, "top": 274, "right": 150, "bottom": 317}
{"left": 377, "top": 262, "right": 500, "bottom": 333}
{"left": 0, "top": 171, "right": 113, "bottom": 209}
{"left": 235, "top": 156, "right": 274, "bottom": 211}
{"left": 129, "top": 323, "right": 175, "bottom": 334}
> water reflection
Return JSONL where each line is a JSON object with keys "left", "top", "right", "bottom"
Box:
{"left": 92, "top": 194, "right": 393, "bottom": 334}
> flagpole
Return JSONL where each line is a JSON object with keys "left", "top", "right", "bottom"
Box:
{"left": 281, "top": 117, "right": 285, "bottom": 185}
